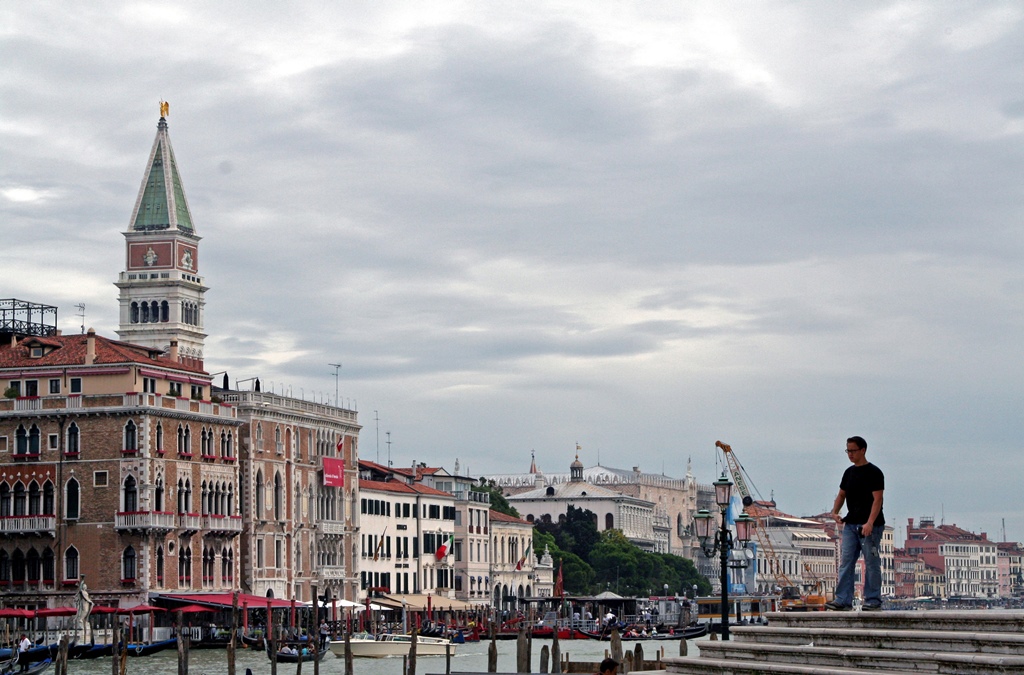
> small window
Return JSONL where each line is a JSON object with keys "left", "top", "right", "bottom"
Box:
{"left": 7, "top": 381, "right": 20, "bottom": 396}
{"left": 169, "top": 382, "right": 182, "bottom": 397}
{"left": 48, "top": 434, "right": 59, "bottom": 450}
{"left": 0, "top": 437, "right": 7, "bottom": 453}
{"left": 49, "top": 379, "right": 61, "bottom": 394}
{"left": 69, "top": 378, "right": 82, "bottom": 394}
{"left": 94, "top": 471, "right": 108, "bottom": 487}
{"left": 30, "top": 347, "right": 43, "bottom": 358}
{"left": 24, "top": 380, "right": 38, "bottom": 397}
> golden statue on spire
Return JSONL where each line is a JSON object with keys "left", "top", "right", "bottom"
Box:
{"left": 160, "top": 100, "right": 169, "bottom": 118}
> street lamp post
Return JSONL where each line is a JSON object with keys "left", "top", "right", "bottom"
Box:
{"left": 693, "top": 473, "right": 754, "bottom": 641}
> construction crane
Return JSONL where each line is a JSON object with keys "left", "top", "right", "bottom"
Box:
{"left": 715, "top": 440, "right": 825, "bottom": 611}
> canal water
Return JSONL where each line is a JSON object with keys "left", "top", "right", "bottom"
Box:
{"left": 60, "top": 636, "right": 705, "bottom": 674}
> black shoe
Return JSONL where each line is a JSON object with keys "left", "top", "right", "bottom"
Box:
{"left": 824, "top": 601, "right": 852, "bottom": 611}
{"left": 861, "top": 604, "right": 882, "bottom": 611}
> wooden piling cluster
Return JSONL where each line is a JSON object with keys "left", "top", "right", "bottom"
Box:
{"left": 558, "top": 641, "right": 674, "bottom": 673}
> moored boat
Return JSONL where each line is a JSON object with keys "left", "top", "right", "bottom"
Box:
{"left": 329, "top": 632, "right": 455, "bottom": 658}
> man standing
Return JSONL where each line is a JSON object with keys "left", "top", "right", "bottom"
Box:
{"left": 827, "top": 435, "right": 885, "bottom": 611}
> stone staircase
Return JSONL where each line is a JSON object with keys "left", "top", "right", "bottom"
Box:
{"left": 663, "top": 610, "right": 1024, "bottom": 675}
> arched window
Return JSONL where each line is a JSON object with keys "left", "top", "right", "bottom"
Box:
{"left": 15, "top": 425, "right": 27, "bottom": 455}
{"left": 42, "top": 548, "right": 54, "bottom": 583}
{"left": 13, "top": 484, "right": 26, "bottom": 516}
{"left": 131, "top": 302, "right": 139, "bottom": 324}
{"left": 150, "top": 301, "right": 159, "bottom": 323}
{"left": 200, "top": 428, "right": 209, "bottom": 456}
{"left": 43, "top": 482, "right": 54, "bottom": 515}
{"left": 64, "top": 547, "right": 79, "bottom": 582}
{"left": 200, "top": 481, "right": 208, "bottom": 515}
{"left": 28, "top": 482, "right": 41, "bottom": 515}
{"left": 273, "top": 472, "right": 283, "bottom": 520}
{"left": 123, "top": 476, "right": 138, "bottom": 513}
{"left": 184, "top": 426, "right": 191, "bottom": 453}
{"left": 156, "top": 546, "right": 164, "bottom": 584}
{"left": 0, "top": 485, "right": 10, "bottom": 517}
{"left": 255, "top": 471, "right": 265, "bottom": 515}
{"left": 29, "top": 425, "right": 40, "bottom": 454}
{"left": 26, "top": 548, "right": 41, "bottom": 583}
{"left": 141, "top": 302, "right": 150, "bottom": 323}
{"left": 160, "top": 300, "right": 169, "bottom": 322}
{"left": 12, "top": 550, "right": 25, "bottom": 584}
{"left": 178, "top": 545, "right": 192, "bottom": 586}
{"left": 65, "top": 478, "right": 80, "bottom": 520}
{"left": 155, "top": 424, "right": 163, "bottom": 453}
{"left": 154, "top": 477, "right": 164, "bottom": 512}
{"left": 605, "top": 513, "right": 614, "bottom": 530}
{"left": 122, "top": 546, "right": 137, "bottom": 581}
{"left": 124, "top": 420, "right": 137, "bottom": 452}
{"left": 67, "top": 423, "right": 80, "bottom": 455}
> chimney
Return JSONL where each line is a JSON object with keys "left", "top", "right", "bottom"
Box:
{"left": 9, "top": 334, "right": 16, "bottom": 348}
{"left": 169, "top": 340, "right": 179, "bottom": 363}
{"left": 85, "top": 328, "right": 96, "bottom": 365}
{"left": 55, "top": 329, "right": 62, "bottom": 336}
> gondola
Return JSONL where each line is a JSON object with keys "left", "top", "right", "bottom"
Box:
{"left": 68, "top": 638, "right": 177, "bottom": 660}
{"left": 239, "top": 632, "right": 265, "bottom": 650}
{"left": 266, "top": 644, "right": 328, "bottom": 663}
{"left": 1, "top": 657, "right": 53, "bottom": 675}
{"left": 578, "top": 624, "right": 708, "bottom": 641}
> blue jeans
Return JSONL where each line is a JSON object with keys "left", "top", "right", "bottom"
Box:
{"left": 835, "top": 523, "right": 882, "bottom": 607}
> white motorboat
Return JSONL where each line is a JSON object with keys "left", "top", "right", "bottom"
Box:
{"left": 329, "top": 632, "right": 455, "bottom": 658}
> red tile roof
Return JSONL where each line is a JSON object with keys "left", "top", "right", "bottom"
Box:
{"left": 0, "top": 332, "right": 206, "bottom": 374}
{"left": 489, "top": 509, "right": 531, "bottom": 525}
{"left": 359, "top": 479, "right": 453, "bottom": 498}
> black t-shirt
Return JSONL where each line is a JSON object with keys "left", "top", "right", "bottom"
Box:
{"left": 840, "top": 462, "right": 885, "bottom": 527}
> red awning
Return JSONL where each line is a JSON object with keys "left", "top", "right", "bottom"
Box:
{"left": 155, "top": 593, "right": 300, "bottom": 610}
{"left": 170, "top": 604, "right": 214, "bottom": 614}
{"left": 119, "top": 604, "right": 165, "bottom": 614}
{"left": 36, "top": 607, "right": 78, "bottom": 617}
{"left": 0, "top": 608, "right": 35, "bottom": 618}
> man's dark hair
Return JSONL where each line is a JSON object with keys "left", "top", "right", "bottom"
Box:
{"left": 847, "top": 436, "right": 867, "bottom": 451}
{"left": 599, "top": 657, "right": 619, "bottom": 673}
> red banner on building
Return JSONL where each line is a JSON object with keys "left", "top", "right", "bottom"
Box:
{"left": 323, "top": 457, "right": 345, "bottom": 487}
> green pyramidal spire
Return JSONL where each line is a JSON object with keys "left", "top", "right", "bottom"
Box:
{"left": 129, "top": 115, "right": 195, "bottom": 232}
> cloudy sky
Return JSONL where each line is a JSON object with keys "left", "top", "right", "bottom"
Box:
{"left": 3, "top": 2, "right": 1023, "bottom": 542}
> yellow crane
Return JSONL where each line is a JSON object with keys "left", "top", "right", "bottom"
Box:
{"left": 715, "top": 441, "right": 825, "bottom": 611}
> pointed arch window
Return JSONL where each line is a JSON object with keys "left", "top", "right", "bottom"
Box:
{"left": 28, "top": 482, "right": 41, "bottom": 515}
{"left": 43, "top": 482, "right": 54, "bottom": 515}
{"left": 178, "top": 545, "right": 192, "bottom": 586}
{"left": 273, "top": 472, "right": 283, "bottom": 520}
{"left": 154, "top": 477, "right": 164, "bottom": 512}
{"left": 255, "top": 471, "right": 265, "bottom": 515}
{"left": 155, "top": 424, "right": 163, "bottom": 454}
{"left": 156, "top": 546, "right": 164, "bottom": 584}
{"left": 123, "top": 476, "right": 138, "bottom": 513}
{"left": 122, "top": 546, "right": 137, "bottom": 582}
{"left": 64, "top": 547, "right": 79, "bottom": 582}
{"left": 29, "top": 425, "right": 40, "bottom": 454}
{"left": 42, "top": 548, "right": 54, "bottom": 584}
{"left": 26, "top": 548, "right": 41, "bottom": 584}
{"left": 0, "top": 485, "right": 10, "bottom": 517}
{"left": 125, "top": 422, "right": 140, "bottom": 454}
{"left": 0, "top": 550, "right": 9, "bottom": 587}
{"left": 15, "top": 426, "right": 27, "bottom": 455}
{"left": 65, "top": 478, "right": 80, "bottom": 520}
{"left": 13, "top": 484, "right": 26, "bottom": 516}
{"left": 66, "top": 422, "right": 80, "bottom": 456}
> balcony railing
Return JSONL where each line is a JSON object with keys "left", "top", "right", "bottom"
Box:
{"left": 114, "top": 511, "right": 176, "bottom": 532}
{"left": 178, "top": 513, "right": 202, "bottom": 532}
{"left": 318, "top": 521, "right": 347, "bottom": 535}
{"left": 0, "top": 515, "right": 56, "bottom": 536}
{"left": 202, "top": 514, "right": 243, "bottom": 536}
{"left": 319, "top": 566, "right": 347, "bottom": 579}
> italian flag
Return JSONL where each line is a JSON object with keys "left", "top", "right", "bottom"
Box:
{"left": 435, "top": 533, "right": 454, "bottom": 561}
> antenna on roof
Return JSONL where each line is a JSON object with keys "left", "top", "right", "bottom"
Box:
{"left": 386, "top": 431, "right": 392, "bottom": 467}
{"left": 329, "top": 363, "right": 342, "bottom": 406}
{"left": 75, "top": 304, "right": 86, "bottom": 334}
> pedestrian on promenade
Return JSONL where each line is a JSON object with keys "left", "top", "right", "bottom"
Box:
{"left": 827, "top": 435, "right": 885, "bottom": 611}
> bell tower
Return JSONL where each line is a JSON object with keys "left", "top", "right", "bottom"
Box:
{"left": 115, "top": 103, "right": 207, "bottom": 368}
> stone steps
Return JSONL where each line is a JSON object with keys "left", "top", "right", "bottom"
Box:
{"left": 663, "top": 610, "right": 1024, "bottom": 675}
